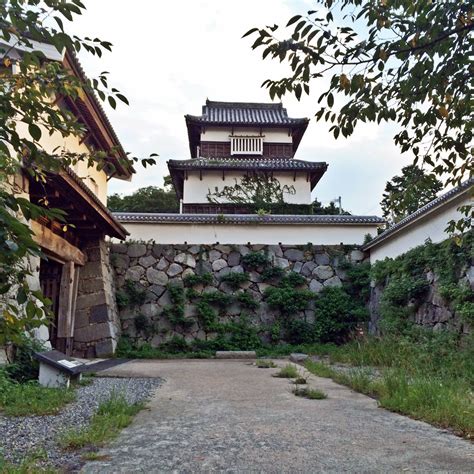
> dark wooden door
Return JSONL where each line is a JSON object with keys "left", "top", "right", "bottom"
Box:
{"left": 39, "top": 259, "right": 63, "bottom": 349}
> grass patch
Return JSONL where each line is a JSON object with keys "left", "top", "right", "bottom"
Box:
{"left": 273, "top": 364, "right": 299, "bottom": 378}
{"left": 255, "top": 360, "right": 277, "bottom": 368}
{"left": 61, "top": 393, "right": 144, "bottom": 450}
{"left": 305, "top": 332, "right": 474, "bottom": 438}
{"left": 0, "top": 370, "right": 75, "bottom": 417}
{"left": 0, "top": 450, "right": 56, "bottom": 473}
{"left": 293, "top": 386, "right": 327, "bottom": 399}
{"left": 81, "top": 452, "right": 111, "bottom": 462}
{"left": 293, "top": 377, "right": 308, "bottom": 385}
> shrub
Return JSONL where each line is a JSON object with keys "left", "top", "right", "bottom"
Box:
{"left": 162, "top": 284, "right": 192, "bottom": 328}
{"left": 201, "top": 291, "right": 232, "bottom": 307}
{"left": 264, "top": 286, "right": 313, "bottom": 316}
{"left": 236, "top": 291, "right": 259, "bottom": 310}
{"left": 161, "top": 336, "right": 189, "bottom": 353}
{"left": 4, "top": 336, "right": 43, "bottom": 383}
{"left": 116, "top": 280, "right": 147, "bottom": 309}
{"left": 313, "top": 287, "right": 363, "bottom": 343}
{"left": 196, "top": 300, "right": 219, "bottom": 332}
{"left": 241, "top": 252, "right": 269, "bottom": 270}
{"left": 261, "top": 266, "right": 285, "bottom": 282}
{"left": 280, "top": 272, "right": 306, "bottom": 288}
{"left": 220, "top": 272, "right": 249, "bottom": 290}
{"left": 134, "top": 314, "right": 149, "bottom": 332}
{"left": 183, "top": 272, "right": 213, "bottom": 287}
{"left": 285, "top": 320, "right": 315, "bottom": 345}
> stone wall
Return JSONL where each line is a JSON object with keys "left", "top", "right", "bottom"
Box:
{"left": 73, "top": 238, "right": 121, "bottom": 358}
{"left": 110, "top": 242, "right": 365, "bottom": 346}
{"left": 369, "top": 266, "right": 473, "bottom": 335}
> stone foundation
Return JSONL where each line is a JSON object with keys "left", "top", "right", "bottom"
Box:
{"left": 110, "top": 242, "right": 365, "bottom": 346}
{"left": 73, "top": 239, "right": 120, "bottom": 357}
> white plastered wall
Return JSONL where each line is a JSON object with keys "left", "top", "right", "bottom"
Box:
{"left": 183, "top": 170, "right": 312, "bottom": 204}
{"left": 15, "top": 121, "right": 108, "bottom": 204}
{"left": 201, "top": 127, "right": 292, "bottom": 143}
{"left": 120, "top": 222, "right": 379, "bottom": 246}
{"left": 369, "top": 193, "right": 472, "bottom": 262}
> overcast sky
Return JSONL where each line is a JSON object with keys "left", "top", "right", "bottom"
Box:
{"left": 72, "top": 0, "right": 413, "bottom": 216}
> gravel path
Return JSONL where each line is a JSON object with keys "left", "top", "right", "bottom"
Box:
{"left": 0, "top": 377, "right": 161, "bottom": 471}
{"left": 83, "top": 360, "right": 474, "bottom": 473}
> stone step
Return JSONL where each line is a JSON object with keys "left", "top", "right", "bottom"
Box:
{"left": 215, "top": 351, "right": 256, "bottom": 359}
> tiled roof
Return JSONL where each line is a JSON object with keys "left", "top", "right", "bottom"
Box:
{"left": 114, "top": 213, "right": 385, "bottom": 225}
{"left": 363, "top": 178, "right": 474, "bottom": 251}
{"left": 168, "top": 158, "right": 327, "bottom": 171}
{"left": 186, "top": 100, "right": 309, "bottom": 125}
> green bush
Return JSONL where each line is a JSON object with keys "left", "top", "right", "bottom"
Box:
{"left": 261, "top": 266, "right": 285, "bottom": 282}
{"left": 162, "top": 284, "right": 192, "bottom": 328}
{"left": 313, "top": 287, "right": 365, "bottom": 343}
{"left": 236, "top": 290, "right": 259, "bottom": 310}
{"left": 5, "top": 336, "right": 43, "bottom": 383}
{"left": 220, "top": 272, "right": 249, "bottom": 290}
{"left": 264, "top": 286, "right": 313, "bottom": 316}
{"left": 280, "top": 272, "right": 306, "bottom": 288}
{"left": 285, "top": 320, "right": 315, "bottom": 345}
{"left": 241, "top": 252, "right": 269, "bottom": 270}
{"left": 183, "top": 272, "right": 213, "bottom": 287}
{"left": 116, "top": 280, "right": 147, "bottom": 309}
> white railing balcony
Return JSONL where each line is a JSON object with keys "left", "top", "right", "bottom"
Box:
{"left": 230, "top": 135, "right": 263, "bottom": 155}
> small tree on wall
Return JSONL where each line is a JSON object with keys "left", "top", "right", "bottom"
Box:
{"left": 207, "top": 172, "right": 296, "bottom": 211}
{"left": 381, "top": 165, "right": 443, "bottom": 224}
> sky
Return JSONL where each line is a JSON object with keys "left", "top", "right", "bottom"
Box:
{"left": 71, "top": 0, "right": 413, "bottom": 216}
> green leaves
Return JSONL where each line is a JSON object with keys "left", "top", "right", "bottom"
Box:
{"left": 28, "top": 123, "right": 42, "bottom": 141}
{"left": 244, "top": 0, "right": 473, "bottom": 231}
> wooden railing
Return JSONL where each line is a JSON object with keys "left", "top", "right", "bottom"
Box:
{"left": 230, "top": 135, "right": 263, "bottom": 155}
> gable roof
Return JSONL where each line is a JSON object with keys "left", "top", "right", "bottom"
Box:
{"left": 363, "top": 178, "right": 473, "bottom": 251}
{"left": 167, "top": 157, "right": 328, "bottom": 199}
{"left": 185, "top": 100, "right": 309, "bottom": 157}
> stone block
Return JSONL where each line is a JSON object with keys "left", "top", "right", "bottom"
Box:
{"left": 227, "top": 251, "right": 241, "bottom": 267}
{"left": 289, "top": 353, "right": 308, "bottom": 362}
{"left": 111, "top": 243, "right": 128, "bottom": 254}
{"left": 350, "top": 249, "right": 365, "bottom": 262}
{"left": 212, "top": 259, "right": 227, "bottom": 272}
{"left": 79, "top": 277, "right": 105, "bottom": 294}
{"left": 301, "top": 261, "right": 317, "bottom": 277}
{"left": 167, "top": 263, "right": 183, "bottom": 277}
{"left": 258, "top": 283, "right": 271, "bottom": 294}
{"left": 139, "top": 255, "right": 156, "bottom": 268}
{"left": 112, "top": 254, "right": 130, "bottom": 270}
{"left": 267, "top": 245, "right": 283, "bottom": 258}
{"left": 284, "top": 248, "right": 304, "bottom": 261}
{"left": 158, "top": 290, "right": 172, "bottom": 307}
{"left": 188, "top": 245, "right": 201, "bottom": 255}
{"left": 90, "top": 304, "right": 109, "bottom": 323}
{"left": 76, "top": 292, "right": 106, "bottom": 311}
{"left": 209, "top": 250, "right": 222, "bottom": 262}
{"left": 249, "top": 271, "right": 261, "bottom": 283}
{"left": 324, "top": 276, "right": 342, "bottom": 288}
{"left": 74, "top": 322, "right": 113, "bottom": 343}
{"left": 216, "top": 351, "right": 256, "bottom": 359}
{"left": 127, "top": 243, "right": 147, "bottom": 258}
{"left": 148, "top": 284, "right": 166, "bottom": 298}
{"left": 174, "top": 253, "right": 196, "bottom": 268}
{"left": 196, "top": 261, "right": 212, "bottom": 275}
{"left": 152, "top": 244, "right": 164, "bottom": 258}
{"left": 313, "top": 265, "right": 334, "bottom": 280}
{"left": 315, "top": 253, "right": 330, "bottom": 265}
{"left": 293, "top": 261, "right": 303, "bottom": 273}
{"left": 466, "top": 266, "right": 474, "bottom": 290}
{"left": 230, "top": 265, "right": 244, "bottom": 274}
{"left": 140, "top": 303, "right": 159, "bottom": 318}
{"left": 238, "top": 245, "right": 250, "bottom": 256}
{"left": 215, "top": 245, "right": 232, "bottom": 254}
{"left": 156, "top": 257, "right": 168, "bottom": 270}
{"left": 125, "top": 266, "right": 145, "bottom": 282}
{"left": 94, "top": 339, "right": 116, "bottom": 357}
{"left": 75, "top": 309, "right": 89, "bottom": 328}
{"left": 217, "top": 267, "right": 231, "bottom": 278}
{"left": 146, "top": 268, "right": 169, "bottom": 286}
{"left": 162, "top": 247, "right": 176, "bottom": 262}
{"left": 309, "top": 279, "right": 324, "bottom": 293}
{"left": 274, "top": 257, "right": 290, "bottom": 269}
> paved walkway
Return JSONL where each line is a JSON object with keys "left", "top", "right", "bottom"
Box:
{"left": 82, "top": 360, "right": 473, "bottom": 473}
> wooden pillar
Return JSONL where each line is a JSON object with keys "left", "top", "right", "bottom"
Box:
{"left": 56, "top": 261, "right": 79, "bottom": 355}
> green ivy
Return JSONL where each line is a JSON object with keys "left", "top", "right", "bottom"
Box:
{"left": 235, "top": 290, "right": 259, "bottom": 310}
{"left": 183, "top": 272, "right": 213, "bottom": 287}
{"left": 162, "top": 284, "right": 192, "bottom": 328}
{"left": 280, "top": 272, "right": 306, "bottom": 288}
{"left": 220, "top": 272, "right": 249, "bottom": 290}
{"left": 241, "top": 252, "right": 269, "bottom": 270}
{"left": 264, "top": 286, "right": 313, "bottom": 317}
{"left": 116, "top": 280, "right": 147, "bottom": 310}
{"left": 261, "top": 266, "right": 285, "bottom": 282}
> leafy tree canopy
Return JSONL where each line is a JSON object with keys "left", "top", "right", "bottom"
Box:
{"left": 108, "top": 177, "right": 179, "bottom": 213}
{"left": 312, "top": 198, "right": 350, "bottom": 215}
{"left": 245, "top": 0, "right": 472, "bottom": 231}
{"left": 381, "top": 165, "right": 443, "bottom": 224}
{"left": 0, "top": 1, "right": 156, "bottom": 344}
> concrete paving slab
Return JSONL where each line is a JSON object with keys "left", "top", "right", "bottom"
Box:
{"left": 82, "top": 359, "right": 473, "bottom": 473}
